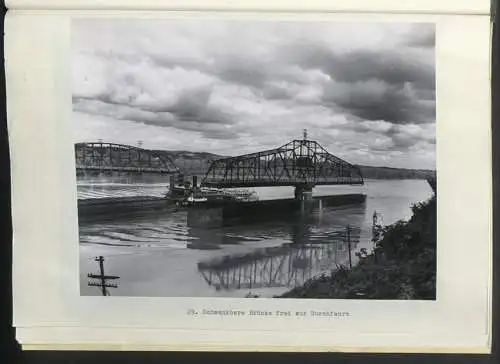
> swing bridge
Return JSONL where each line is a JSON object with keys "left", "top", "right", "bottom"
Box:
{"left": 75, "top": 135, "right": 364, "bottom": 197}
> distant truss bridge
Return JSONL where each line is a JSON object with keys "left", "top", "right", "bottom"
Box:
{"left": 75, "top": 142, "right": 180, "bottom": 175}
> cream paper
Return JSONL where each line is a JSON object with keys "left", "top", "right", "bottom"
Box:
{"left": 4, "top": 0, "right": 492, "bottom": 14}
{"left": 6, "top": 7, "right": 492, "bottom": 352}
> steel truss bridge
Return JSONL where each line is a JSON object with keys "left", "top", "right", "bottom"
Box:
{"left": 75, "top": 142, "right": 180, "bottom": 175}
{"left": 74, "top": 138, "right": 364, "bottom": 190}
{"left": 201, "top": 138, "right": 364, "bottom": 188}
{"left": 197, "top": 234, "right": 360, "bottom": 292}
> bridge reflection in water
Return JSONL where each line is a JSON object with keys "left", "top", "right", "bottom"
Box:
{"left": 194, "top": 201, "right": 366, "bottom": 294}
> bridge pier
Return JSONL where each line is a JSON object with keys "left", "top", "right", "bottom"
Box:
{"left": 294, "top": 184, "right": 313, "bottom": 201}
{"left": 295, "top": 184, "right": 314, "bottom": 215}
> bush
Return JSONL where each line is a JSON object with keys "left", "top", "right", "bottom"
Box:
{"left": 279, "top": 196, "right": 436, "bottom": 300}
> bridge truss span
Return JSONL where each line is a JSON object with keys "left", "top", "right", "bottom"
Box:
{"left": 75, "top": 142, "right": 180, "bottom": 175}
{"left": 202, "top": 139, "right": 364, "bottom": 188}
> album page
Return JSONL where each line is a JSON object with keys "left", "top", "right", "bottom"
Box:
{"left": 6, "top": 0, "right": 492, "bottom": 352}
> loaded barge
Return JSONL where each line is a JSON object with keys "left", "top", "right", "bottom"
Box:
{"left": 185, "top": 193, "right": 366, "bottom": 227}
{"left": 166, "top": 176, "right": 366, "bottom": 227}
{"left": 77, "top": 175, "right": 366, "bottom": 226}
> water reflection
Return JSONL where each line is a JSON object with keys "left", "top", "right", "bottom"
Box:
{"left": 78, "top": 180, "right": 433, "bottom": 297}
{"left": 194, "top": 201, "right": 366, "bottom": 293}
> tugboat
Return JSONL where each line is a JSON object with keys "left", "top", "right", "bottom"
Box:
{"left": 166, "top": 175, "right": 258, "bottom": 207}
{"left": 183, "top": 187, "right": 258, "bottom": 207}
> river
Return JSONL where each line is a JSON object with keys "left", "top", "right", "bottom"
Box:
{"left": 78, "top": 179, "right": 433, "bottom": 298}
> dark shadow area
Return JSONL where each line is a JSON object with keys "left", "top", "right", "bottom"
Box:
{"left": 1, "top": 3, "right": 22, "bottom": 362}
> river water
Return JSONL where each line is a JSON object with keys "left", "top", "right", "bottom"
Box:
{"left": 78, "top": 179, "right": 433, "bottom": 298}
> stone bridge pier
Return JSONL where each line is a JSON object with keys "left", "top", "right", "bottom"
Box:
{"left": 294, "top": 184, "right": 315, "bottom": 215}
{"left": 294, "top": 184, "right": 314, "bottom": 201}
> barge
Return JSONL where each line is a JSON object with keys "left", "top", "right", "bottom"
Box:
{"left": 77, "top": 175, "right": 366, "bottom": 226}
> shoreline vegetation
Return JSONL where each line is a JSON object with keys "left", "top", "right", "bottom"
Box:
{"left": 278, "top": 193, "right": 436, "bottom": 300}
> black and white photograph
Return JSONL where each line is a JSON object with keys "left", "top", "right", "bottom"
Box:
{"left": 73, "top": 19, "right": 436, "bottom": 299}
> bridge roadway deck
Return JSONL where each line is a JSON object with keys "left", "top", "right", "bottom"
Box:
{"left": 76, "top": 166, "right": 174, "bottom": 174}
{"left": 201, "top": 180, "right": 364, "bottom": 188}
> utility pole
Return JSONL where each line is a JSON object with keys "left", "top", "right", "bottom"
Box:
{"left": 372, "top": 210, "right": 380, "bottom": 228}
{"left": 347, "top": 225, "right": 352, "bottom": 269}
{"left": 372, "top": 211, "right": 382, "bottom": 263}
{"left": 372, "top": 211, "right": 382, "bottom": 242}
{"left": 87, "top": 256, "right": 120, "bottom": 296}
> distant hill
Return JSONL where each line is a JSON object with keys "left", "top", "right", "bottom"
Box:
{"left": 152, "top": 149, "right": 225, "bottom": 161}
{"left": 356, "top": 165, "right": 435, "bottom": 180}
{"left": 151, "top": 149, "right": 224, "bottom": 176}
{"left": 75, "top": 144, "right": 434, "bottom": 180}
{"left": 152, "top": 149, "right": 435, "bottom": 180}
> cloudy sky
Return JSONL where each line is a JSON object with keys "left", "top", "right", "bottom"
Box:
{"left": 72, "top": 19, "right": 435, "bottom": 169}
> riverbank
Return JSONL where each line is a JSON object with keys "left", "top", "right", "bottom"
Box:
{"left": 279, "top": 194, "right": 436, "bottom": 300}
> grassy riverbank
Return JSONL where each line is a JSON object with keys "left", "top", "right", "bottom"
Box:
{"left": 279, "top": 195, "right": 436, "bottom": 300}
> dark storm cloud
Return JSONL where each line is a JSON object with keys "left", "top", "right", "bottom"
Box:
{"left": 214, "top": 57, "right": 272, "bottom": 89}
{"left": 76, "top": 21, "right": 436, "bottom": 127}
{"left": 324, "top": 79, "right": 435, "bottom": 124}
{"left": 72, "top": 20, "right": 436, "bottom": 168}
{"left": 73, "top": 96, "right": 176, "bottom": 126}
{"left": 386, "top": 124, "right": 435, "bottom": 148}
{"left": 281, "top": 43, "right": 435, "bottom": 124}
{"left": 139, "top": 86, "right": 234, "bottom": 125}
{"left": 402, "top": 26, "right": 436, "bottom": 48}
{"left": 162, "top": 27, "right": 436, "bottom": 126}
{"left": 293, "top": 45, "right": 434, "bottom": 88}
{"left": 73, "top": 90, "right": 239, "bottom": 140}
